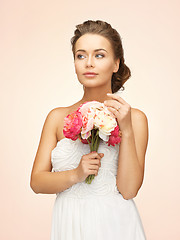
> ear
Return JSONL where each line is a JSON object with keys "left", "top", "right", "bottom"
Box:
{"left": 113, "top": 58, "right": 120, "bottom": 73}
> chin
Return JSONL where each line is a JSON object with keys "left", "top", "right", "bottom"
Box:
{"left": 80, "top": 79, "right": 108, "bottom": 87}
{"left": 82, "top": 83, "right": 105, "bottom": 89}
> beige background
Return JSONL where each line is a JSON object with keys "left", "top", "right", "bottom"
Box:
{"left": 1, "top": 0, "right": 180, "bottom": 239}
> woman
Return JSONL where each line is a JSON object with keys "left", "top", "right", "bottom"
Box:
{"left": 30, "top": 20, "right": 149, "bottom": 239}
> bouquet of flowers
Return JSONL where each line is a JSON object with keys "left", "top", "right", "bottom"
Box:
{"left": 63, "top": 101, "right": 122, "bottom": 184}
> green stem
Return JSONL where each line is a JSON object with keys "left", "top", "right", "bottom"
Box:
{"left": 85, "top": 129, "right": 101, "bottom": 184}
{"left": 92, "top": 129, "right": 95, "bottom": 150}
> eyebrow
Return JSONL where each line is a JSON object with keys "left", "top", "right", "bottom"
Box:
{"left": 75, "top": 48, "right": 108, "bottom": 53}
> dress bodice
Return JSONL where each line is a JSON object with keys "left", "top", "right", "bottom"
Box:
{"left": 51, "top": 138, "right": 121, "bottom": 198}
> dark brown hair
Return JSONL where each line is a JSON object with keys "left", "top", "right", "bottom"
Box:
{"left": 70, "top": 20, "right": 131, "bottom": 93}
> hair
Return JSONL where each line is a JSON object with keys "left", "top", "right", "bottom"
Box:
{"left": 70, "top": 20, "right": 131, "bottom": 93}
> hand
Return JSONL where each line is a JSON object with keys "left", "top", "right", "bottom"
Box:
{"left": 75, "top": 151, "right": 104, "bottom": 183}
{"left": 104, "top": 93, "right": 133, "bottom": 134}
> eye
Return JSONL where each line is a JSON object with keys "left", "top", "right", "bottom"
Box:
{"left": 76, "top": 53, "right": 104, "bottom": 59}
{"left": 77, "top": 54, "right": 85, "bottom": 59}
{"left": 96, "top": 54, "right": 104, "bottom": 58}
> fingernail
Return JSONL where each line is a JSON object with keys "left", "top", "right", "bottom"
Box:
{"left": 107, "top": 93, "right": 111, "bottom": 95}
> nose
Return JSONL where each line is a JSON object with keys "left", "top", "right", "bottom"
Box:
{"left": 86, "top": 55, "right": 94, "bottom": 67}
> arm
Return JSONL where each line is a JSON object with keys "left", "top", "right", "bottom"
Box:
{"left": 30, "top": 108, "right": 79, "bottom": 194}
{"left": 31, "top": 169, "right": 79, "bottom": 194}
{"left": 116, "top": 109, "right": 149, "bottom": 199}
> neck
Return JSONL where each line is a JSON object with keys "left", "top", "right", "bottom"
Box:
{"left": 80, "top": 85, "right": 113, "bottom": 104}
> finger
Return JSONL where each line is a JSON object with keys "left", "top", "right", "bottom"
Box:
{"left": 105, "top": 109, "right": 116, "bottom": 118}
{"left": 91, "top": 151, "right": 104, "bottom": 157}
{"left": 89, "top": 162, "right": 99, "bottom": 168}
{"left": 89, "top": 169, "right": 98, "bottom": 176}
{"left": 89, "top": 152, "right": 101, "bottom": 159}
{"left": 99, "top": 153, "right": 104, "bottom": 158}
{"left": 107, "top": 106, "right": 119, "bottom": 114}
{"left": 89, "top": 159, "right": 101, "bottom": 166}
{"left": 104, "top": 100, "right": 122, "bottom": 109}
{"left": 107, "top": 93, "right": 127, "bottom": 104}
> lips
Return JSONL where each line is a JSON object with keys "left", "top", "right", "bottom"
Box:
{"left": 83, "top": 72, "right": 98, "bottom": 75}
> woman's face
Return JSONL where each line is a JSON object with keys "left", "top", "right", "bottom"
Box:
{"left": 74, "top": 34, "right": 120, "bottom": 89}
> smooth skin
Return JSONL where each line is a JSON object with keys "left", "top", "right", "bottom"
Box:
{"left": 30, "top": 34, "right": 148, "bottom": 199}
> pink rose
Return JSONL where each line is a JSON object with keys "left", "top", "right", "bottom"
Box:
{"left": 63, "top": 110, "right": 83, "bottom": 140}
{"left": 107, "top": 125, "right": 122, "bottom": 146}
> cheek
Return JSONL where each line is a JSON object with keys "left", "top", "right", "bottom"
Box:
{"left": 99, "top": 60, "right": 114, "bottom": 74}
{"left": 74, "top": 62, "right": 81, "bottom": 73}
{"left": 74, "top": 62, "right": 83, "bottom": 71}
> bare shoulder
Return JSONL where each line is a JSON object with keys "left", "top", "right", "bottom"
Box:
{"left": 30, "top": 106, "right": 69, "bottom": 178}
{"left": 131, "top": 107, "right": 149, "bottom": 141}
{"left": 130, "top": 107, "right": 149, "bottom": 166}
{"left": 48, "top": 106, "right": 69, "bottom": 126}
{"left": 131, "top": 107, "right": 148, "bottom": 122}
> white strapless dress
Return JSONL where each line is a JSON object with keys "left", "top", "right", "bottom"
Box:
{"left": 50, "top": 138, "right": 146, "bottom": 240}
